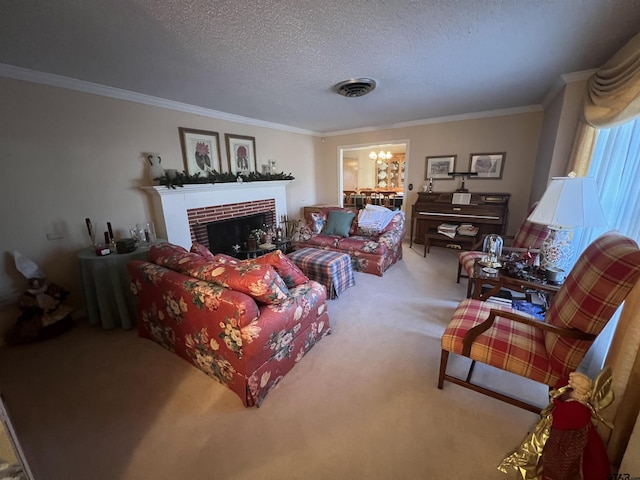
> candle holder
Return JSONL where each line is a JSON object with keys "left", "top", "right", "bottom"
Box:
{"left": 447, "top": 171, "right": 478, "bottom": 192}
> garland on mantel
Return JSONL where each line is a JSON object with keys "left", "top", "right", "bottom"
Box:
{"left": 157, "top": 170, "right": 295, "bottom": 189}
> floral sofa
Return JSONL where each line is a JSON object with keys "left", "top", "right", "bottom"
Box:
{"left": 296, "top": 206, "right": 406, "bottom": 276}
{"left": 128, "top": 242, "right": 330, "bottom": 407}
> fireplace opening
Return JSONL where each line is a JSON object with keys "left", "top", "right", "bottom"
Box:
{"left": 206, "top": 212, "right": 274, "bottom": 255}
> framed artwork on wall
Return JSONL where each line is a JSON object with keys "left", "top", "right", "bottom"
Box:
{"left": 225, "top": 134, "right": 257, "bottom": 175}
{"left": 178, "top": 127, "right": 222, "bottom": 175}
{"left": 469, "top": 152, "right": 506, "bottom": 179}
{"left": 425, "top": 155, "right": 456, "bottom": 179}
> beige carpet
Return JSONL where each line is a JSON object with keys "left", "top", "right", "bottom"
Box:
{"left": 0, "top": 242, "right": 548, "bottom": 480}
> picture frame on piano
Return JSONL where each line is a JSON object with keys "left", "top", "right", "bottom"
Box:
{"left": 469, "top": 152, "right": 505, "bottom": 179}
{"left": 425, "top": 155, "right": 456, "bottom": 180}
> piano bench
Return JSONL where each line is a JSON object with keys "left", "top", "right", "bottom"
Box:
{"left": 424, "top": 231, "right": 477, "bottom": 256}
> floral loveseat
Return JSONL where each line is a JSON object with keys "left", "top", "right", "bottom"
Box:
{"left": 296, "top": 205, "right": 405, "bottom": 276}
{"left": 128, "top": 242, "right": 330, "bottom": 407}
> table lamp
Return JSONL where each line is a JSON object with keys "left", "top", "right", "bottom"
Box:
{"left": 527, "top": 174, "right": 607, "bottom": 271}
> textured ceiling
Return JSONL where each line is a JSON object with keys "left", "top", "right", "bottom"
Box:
{"left": 1, "top": 0, "right": 639, "bottom": 134}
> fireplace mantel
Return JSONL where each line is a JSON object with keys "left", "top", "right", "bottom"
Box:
{"left": 143, "top": 181, "right": 292, "bottom": 248}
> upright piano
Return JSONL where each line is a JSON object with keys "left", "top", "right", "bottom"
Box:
{"left": 410, "top": 192, "right": 510, "bottom": 249}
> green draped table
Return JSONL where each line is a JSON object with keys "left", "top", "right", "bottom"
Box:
{"left": 77, "top": 244, "right": 157, "bottom": 329}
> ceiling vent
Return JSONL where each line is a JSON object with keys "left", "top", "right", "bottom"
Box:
{"left": 334, "top": 78, "right": 377, "bottom": 98}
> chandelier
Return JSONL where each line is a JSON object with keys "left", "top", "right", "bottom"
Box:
{"left": 369, "top": 150, "right": 392, "bottom": 161}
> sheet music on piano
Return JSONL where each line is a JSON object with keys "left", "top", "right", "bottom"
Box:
{"left": 452, "top": 193, "right": 471, "bottom": 205}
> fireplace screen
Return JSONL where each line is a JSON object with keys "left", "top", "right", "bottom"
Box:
{"left": 206, "top": 212, "right": 269, "bottom": 255}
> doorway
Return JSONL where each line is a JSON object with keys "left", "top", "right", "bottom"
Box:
{"left": 338, "top": 141, "right": 409, "bottom": 211}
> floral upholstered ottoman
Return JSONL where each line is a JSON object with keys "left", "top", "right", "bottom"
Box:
{"left": 287, "top": 247, "right": 355, "bottom": 299}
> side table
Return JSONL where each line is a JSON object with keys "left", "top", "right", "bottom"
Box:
{"left": 77, "top": 245, "right": 154, "bottom": 329}
{"left": 471, "top": 260, "right": 561, "bottom": 302}
{"left": 274, "top": 237, "right": 291, "bottom": 253}
{"left": 232, "top": 237, "right": 291, "bottom": 259}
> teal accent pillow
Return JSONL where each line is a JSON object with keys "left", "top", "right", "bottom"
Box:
{"left": 322, "top": 210, "right": 356, "bottom": 237}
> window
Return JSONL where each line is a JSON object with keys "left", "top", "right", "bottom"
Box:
{"left": 575, "top": 116, "right": 640, "bottom": 376}
{"left": 573, "top": 117, "right": 640, "bottom": 251}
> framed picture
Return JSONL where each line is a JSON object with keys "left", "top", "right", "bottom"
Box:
{"left": 425, "top": 155, "right": 456, "bottom": 180}
{"left": 261, "top": 164, "right": 272, "bottom": 174}
{"left": 225, "top": 134, "right": 257, "bottom": 175}
{"left": 179, "top": 127, "right": 222, "bottom": 175}
{"left": 469, "top": 152, "right": 506, "bottom": 179}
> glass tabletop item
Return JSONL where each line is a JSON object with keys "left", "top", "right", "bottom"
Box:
{"left": 478, "top": 234, "right": 503, "bottom": 267}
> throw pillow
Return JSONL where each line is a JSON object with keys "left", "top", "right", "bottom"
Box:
{"left": 299, "top": 224, "right": 313, "bottom": 241}
{"left": 323, "top": 206, "right": 358, "bottom": 235}
{"left": 151, "top": 245, "right": 211, "bottom": 276}
{"left": 192, "top": 259, "right": 291, "bottom": 305}
{"left": 190, "top": 242, "right": 216, "bottom": 260}
{"left": 213, "top": 253, "right": 240, "bottom": 265}
{"left": 322, "top": 210, "right": 356, "bottom": 237}
{"left": 253, "top": 250, "right": 309, "bottom": 288}
{"left": 150, "top": 242, "right": 188, "bottom": 259}
{"left": 309, "top": 212, "right": 326, "bottom": 234}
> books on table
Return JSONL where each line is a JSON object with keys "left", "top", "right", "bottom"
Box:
{"left": 487, "top": 296, "right": 512, "bottom": 307}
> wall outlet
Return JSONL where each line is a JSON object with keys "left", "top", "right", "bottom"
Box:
{"left": 46, "top": 232, "right": 64, "bottom": 240}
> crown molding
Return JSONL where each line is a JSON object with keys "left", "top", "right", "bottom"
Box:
{"left": 322, "top": 105, "right": 543, "bottom": 137}
{"left": 561, "top": 69, "right": 596, "bottom": 84}
{"left": 541, "top": 69, "right": 596, "bottom": 108}
{"left": 0, "top": 63, "right": 318, "bottom": 137}
{"left": 2, "top": 63, "right": 581, "bottom": 139}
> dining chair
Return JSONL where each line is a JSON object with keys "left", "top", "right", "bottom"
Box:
{"left": 439, "top": 232, "right": 640, "bottom": 413}
{"left": 343, "top": 190, "right": 357, "bottom": 209}
{"left": 353, "top": 193, "right": 365, "bottom": 210}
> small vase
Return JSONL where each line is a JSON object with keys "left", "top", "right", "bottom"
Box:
{"left": 262, "top": 234, "right": 272, "bottom": 245}
{"left": 147, "top": 154, "right": 164, "bottom": 181}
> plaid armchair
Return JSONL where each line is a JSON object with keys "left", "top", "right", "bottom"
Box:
{"left": 457, "top": 203, "right": 549, "bottom": 297}
{"left": 439, "top": 232, "right": 640, "bottom": 412}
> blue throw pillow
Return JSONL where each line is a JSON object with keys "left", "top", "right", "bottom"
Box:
{"left": 322, "top": 210, "right": 355, "bottom": 237}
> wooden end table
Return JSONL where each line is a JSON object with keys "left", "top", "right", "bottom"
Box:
{"left": 471, "top": 259, "right": 561, "bottom": 302}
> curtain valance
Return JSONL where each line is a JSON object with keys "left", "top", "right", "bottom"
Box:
{"left": 584, "top": 32, "right": 640, "bottom": 128}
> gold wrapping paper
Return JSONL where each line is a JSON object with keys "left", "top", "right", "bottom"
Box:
{"left": 497, "top": 367, "right": 613, "bottom": 479}
{"left": 497, "top": 387, "right": 568, "bottom": 479}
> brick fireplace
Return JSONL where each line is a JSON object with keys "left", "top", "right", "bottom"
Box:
{"left": 189, "top": 199, "right": 276, "bottom": 247}
{"left": 144, "top": 181, "right": 292, "bottom": 249}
